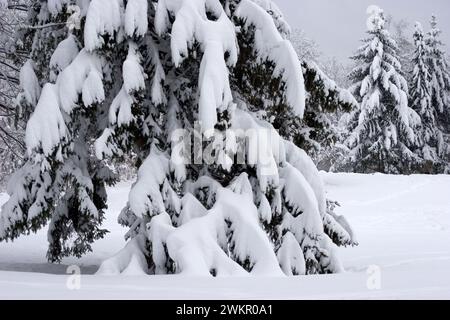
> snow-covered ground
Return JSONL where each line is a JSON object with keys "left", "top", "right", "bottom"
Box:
{"left": 0, "top": 173, "right": 449, "bottom": 299}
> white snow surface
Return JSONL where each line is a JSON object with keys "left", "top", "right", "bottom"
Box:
{"left": 0, "top": 173, "right": 450, "bottom": 299}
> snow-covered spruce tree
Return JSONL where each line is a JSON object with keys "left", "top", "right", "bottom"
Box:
{"left": 410, "top": 22, "right": 448, "bottom": 173}
{"left": 298, "top": 61, "right": 357, "bottom": 168}
{"left": 1, "top": 0, "right": 356, "bottom": 275}
{"left": 425, "top": 16, "right": 450, "bottom": 137}
{"left": 345, "top": 6, "right": 421, "bottom": 174}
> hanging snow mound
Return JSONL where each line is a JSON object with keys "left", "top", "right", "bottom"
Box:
{"left": 109, "top": 41, "right": 146, "bottom": 127}
{"left": 128, "top": 145, "right": 169, "bottom": 218}
{"left": 155, "top": 0, "right": 238, "bottom": 132}
{"left": 235, "top": 0, "right": 306, "bottom": 117}
{"left": 84, "top": 0, "right": 124, "bottom": 51}
{"left": 18, "top": 60, "right": 41, "bottom": 108}
{"left": 49, "top": 34, "right": 80, "bottom": 81}
{"left": 97, "top": 235, "right": 148, "bottom": 275}
{"left": 57, "top": 49, "right": 105, "bottom": 113}
{"left": 107, "top": 42, "right": 146, "bottom": 127}
{"left": 124, "top": 0, "right": 148, "bottom": 37}
{"left": 25, "top": 84, "right": 68, "bottom": 157}
{"left": 277, "top": 232, "right": 306, "bottom": 276}
{"left": 230, "top": 108, "right": 283, "bottom": 191}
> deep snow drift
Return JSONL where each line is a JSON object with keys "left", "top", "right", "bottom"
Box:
{"left": 0, "top": 173, "right": 449, "bottom": 299}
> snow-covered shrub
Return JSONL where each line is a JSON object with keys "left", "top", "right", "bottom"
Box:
{"left": 0, "top": 0, "right": 356, "bottom": 275}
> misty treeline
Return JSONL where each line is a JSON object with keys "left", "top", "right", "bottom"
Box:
{"left": 0, "top": 0, "right": 27, "bottom": 187}
{"left": 0, "top": 2, "right": 449, "bottom": 190}
{"left": 293, "top": 7, "right": 450, "bottom": 174}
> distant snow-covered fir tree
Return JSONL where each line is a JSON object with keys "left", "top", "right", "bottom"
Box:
{"left": 0, "top": 1, "right": 27, "bottom": 188}
{"left": 345, "top": 5, "right": 421, "bottom": 174}
{"left": 410, "top": 22, "right": 448, "bottom": 173}
{"left": 0, "top": 0, "right": 356, "bottom": 275}
{"left": 425, "top": 16, "right": 450, "bottom": 137}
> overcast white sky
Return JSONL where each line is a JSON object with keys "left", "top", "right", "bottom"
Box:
{"left": 275, "top": 0, "right": 450, "bottom": 62}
